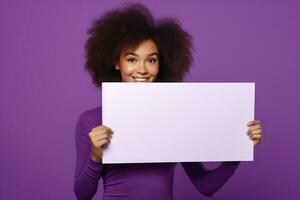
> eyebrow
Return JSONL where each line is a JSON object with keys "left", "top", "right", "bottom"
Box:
{"left": 124, "top": 52, "right": 159, "bottom": 57}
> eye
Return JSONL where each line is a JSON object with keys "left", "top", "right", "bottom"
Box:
{"left": 127, "top": 58, "right": 136, "bottom": 63}
{"left": 147, "top": 58, "right": 157, "bottom": 64}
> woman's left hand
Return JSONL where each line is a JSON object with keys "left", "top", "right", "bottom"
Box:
{"left": 246, "top": 120, "right": 263, "bottom": 145}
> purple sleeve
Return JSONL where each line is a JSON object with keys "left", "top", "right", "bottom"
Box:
{"left": 73, "top": 114, "right": 104, "bottom": 200}
{"left": 181, "top": 161, "right": 240, "bottom": 197}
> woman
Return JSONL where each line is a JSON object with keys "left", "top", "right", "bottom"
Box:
{"left": 74, "top": 3, "right": 263, "bottom": 200}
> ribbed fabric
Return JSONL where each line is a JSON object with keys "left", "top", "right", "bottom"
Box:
{"left": 74, "top": 106, "right": 240, "bottom": 200}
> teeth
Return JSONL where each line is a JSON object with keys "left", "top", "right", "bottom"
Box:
{"left": 134, "top": 78, "right": 147, "bottom": 82}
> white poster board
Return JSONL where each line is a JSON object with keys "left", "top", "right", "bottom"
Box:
{"left": 102, "top": 82, "right": 255, "bottom": 163}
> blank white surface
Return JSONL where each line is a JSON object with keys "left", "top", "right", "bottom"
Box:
{"left": 102, "top": 82, "right": 254, "bottom": 163}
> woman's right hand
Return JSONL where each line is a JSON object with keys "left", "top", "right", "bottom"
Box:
{"left": 88, "top": 125, "right": 113, "bottom": 161}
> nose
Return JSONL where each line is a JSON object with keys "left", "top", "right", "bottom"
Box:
{"left": 137, "top": 62, "right": 148, "bottom": 74}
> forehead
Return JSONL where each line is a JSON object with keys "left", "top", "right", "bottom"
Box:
{"left": 121, "top": 39, "right": 158, "bottom": 56}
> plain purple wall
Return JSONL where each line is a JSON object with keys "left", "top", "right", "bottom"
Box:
{"left": 0, "top": 0, "right": 299, "bottom": 199}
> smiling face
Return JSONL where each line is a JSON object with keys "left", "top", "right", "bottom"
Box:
{"left": 115, "top": 39, "right": 159, "bottom": 82}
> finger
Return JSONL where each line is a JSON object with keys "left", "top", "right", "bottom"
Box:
{"left": 91, "top": 137, "right": 109, "bottom": 149}
{"left": 247, "top": 128, "right": 262, "bottom": 136}
{"left": 247, "top": 124, "right": 261, "bottom": 132}
{"left": 248, "top": 132, "right": 262, "bottom": 139}
{"left": 101, "top": 139, "right": 111, "bottom": 149}
{"left": 92, "top": 133, "right": 112, "bottom": 141}
{"left": 102, "top": 125, "right": 113, "bottom": 133}
{"left": 91, "top": 125, "right": 113, "bottom": 133}
{"left": 91, "top": 128, "right": 113, "bottom": 136}
{"left": 250, "top": 129, "right": 262, "bottom": 135}
{"left": 102, "top": 140, "right": 111, "bottom": 149}
{"left": 247, "top": 120, "right": 255, "bottom": 126}
{"left": 96, "top": 138, "right": 110, "bottom": 147}
{"left": 247, "top": 120, "right": 261, "bottom": 126}
{"left": 250, "top": 134, "right": 262, "bottom": 140}
{"left": 89, "top": 129, "right": 104, "bottom": 138}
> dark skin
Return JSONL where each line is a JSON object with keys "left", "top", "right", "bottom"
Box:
{"left": 88, "top": 39, "right": 263, "bottom": 161}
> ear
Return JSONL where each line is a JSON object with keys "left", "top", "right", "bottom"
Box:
{"left": 115, "top": 64, "right": 120, "bottom": 70}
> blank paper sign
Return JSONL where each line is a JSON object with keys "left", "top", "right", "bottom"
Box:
{"left": 102, "top": 82, "right": 255, "bottom": 164}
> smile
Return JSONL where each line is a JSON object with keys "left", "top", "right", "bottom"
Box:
{"left": 132, "top": 77, "right": 149, "bottom": 82}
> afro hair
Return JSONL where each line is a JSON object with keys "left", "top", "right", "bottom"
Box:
{"left": 84, "top": 2, "right": 194, "bottom": 88}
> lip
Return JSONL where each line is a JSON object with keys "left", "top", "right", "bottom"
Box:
{"left": 132, "top": 76, "right": 149, "bottom": 82}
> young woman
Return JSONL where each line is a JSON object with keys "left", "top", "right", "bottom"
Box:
{"left": 74, "top": 3, "right": 263, "bottom": 200}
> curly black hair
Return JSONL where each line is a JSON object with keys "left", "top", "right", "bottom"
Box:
{"left": 84, "top": 2, "right": 194, "bottom": 88}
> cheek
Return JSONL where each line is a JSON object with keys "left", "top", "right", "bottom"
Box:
{"left": 149, "top": 64, "right": 159, "bottom": 76}
{"left": 119, "top": 62, "right": 134, "bottom": 75}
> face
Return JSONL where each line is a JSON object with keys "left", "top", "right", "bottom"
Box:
{"left": 115, "top": 39, "right": 159, "bottom": 82}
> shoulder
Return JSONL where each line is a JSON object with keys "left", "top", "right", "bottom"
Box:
{"left": 78, "top": 106, "right": 102, "bottom": 131}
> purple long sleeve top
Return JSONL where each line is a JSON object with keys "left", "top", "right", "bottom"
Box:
{"left": 74, "top": 106, "right": 240, "bottom": 200}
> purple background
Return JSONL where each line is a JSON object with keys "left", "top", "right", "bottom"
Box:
{"left": 1, "top": 0, "right": 299, "bottom": 199}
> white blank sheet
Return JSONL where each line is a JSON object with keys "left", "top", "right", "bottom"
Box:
{"left": 102, "top": 82, "right": 255, "bottom": 164}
